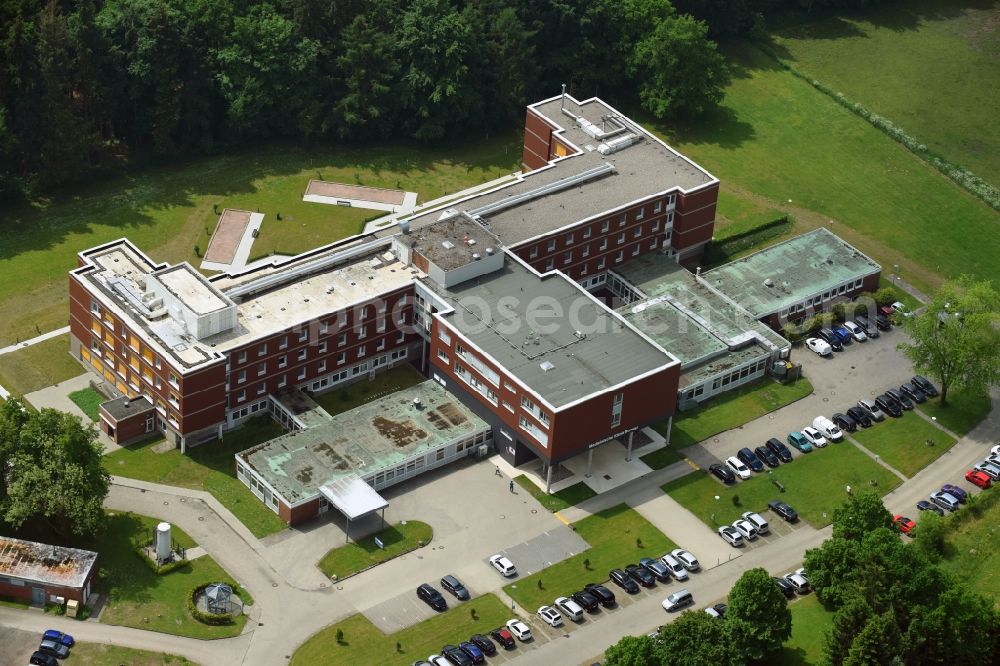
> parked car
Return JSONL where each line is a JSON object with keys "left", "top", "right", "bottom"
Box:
{"left": 441, "top": 575, "right": 470, "bottom": 600}
{"left": 709, "top": 463, "right": 737, "bottom": 484}
{"left": 639, "top": 556, "right": 671, "bottom": 583}
{"left": 773, "top": 577, "right": 796, "bottom": 599}
{"left": 899, "top": 382, "right": 927, "bottom": 404}
{"left": 554, "top": 596, "right": 585, "bottom": 622}
{"left": 41, "top": 631, "right": 74, "bottom": 648}
{"left": 609, "top": 569, "right": 640, "bottom": 594}
{"left": 857, "top": 399, "right": 886, "bottom": 422}
{"left": 766, "top": 437, "right": 794, "bottom": 463}
{"left": 625, "top": 563, "right": 657, "bottom": 587}
{"left": 661, "top": 589, "right": 694, "bottom": 612}
{"left": 832, "top": 412, "right": 858, "bottom": 433}
{"left": 537, "top": 605, "right": 563, "bottom": 627}
{"left": 572, "top": 589, "right": 601, "bottom": 612}
{"left": 505, "top": 619, "right": 532, "bottom": 642}
{"left": 974, "top": 460, "right": 1000, "bottom": 481}
{"left": 459, "top": 642, "right": 485, "bottom": 664}
{"left": 488, "top": 627, "right": 515, "bottom": 650}
{"left": 704, "top": 603, "right": 728, "bottom": 619}
{"left": 28, "top": 653, "right": 58, "bottom": 666}
{"left": 726, "top": 455, "right": 752, "bottom": 480}
{"left": 842, "top": 321, "right": 867, "bottom": 342}
{"left": 912, "top": 375, "right": 939, "bottom": 397}
{"left": 886, "top": 388, "right": 913, "bottom": 411}
{"left": 916, "top": 500, "right": 945, "bottom": 517}
{"left": 875, "top": 394, "right": 902, "bottom": 418}
{"left": 732, "top": 519, "right": 759, "bottom": 541}
{"left": 584, "top": 582, "right": 617, "bottom": 607}
{"left": 769, "top": 500, "right": 799, "bottom": 523}
{"left": 671, "top": 549, "right": 700, "bottom": 572}
{"left": 659, "top": 553, "right": 689, "bottom": 581}
{"left": 846, "top": 406, "right": 873, "bottom": 428}
{"left": 755, "top": 445, "right": 780, "bottom": 468}
{"left": 818, "top": 328, "right": 845, "bottom": 351}
{"left": 812, "top": 416, "right": 843, "bottom": 442}
{"left": 36, "top": 641, "right": 70, "bottom": 660}
{"left": 941, "top": 483, "right": 968, "bottom": 503}
{"left": 805, "top": 337, "right": 833, "bottom": 356}
{"left": 854, "top": 314, "right": 880, "bottom": 338}
{"left": 489, "top": 554, "right": 517, "bottom": 577}
{"left": 417, "top": 583, "right": 447, "bottom": 611}
{"left": 832, "top": 325, "right": 853, "bottom": 345}
{"left": 930, "top": 490, "right": 961, "bottom": 512}
{"left": 741, "top": 511, "right": 770, "bottom": 535}
{"left": 737, "top": 447, "right": 765, "bottom": 473}
{"left": 801, "top": 426, "right": 828, "bottom": 448}
{"left": 783, "top": 572, "right": 810, "bottom": 594}
{"left": 442, "top": 645, "right": 473, "bottom": 666}
{"left": 427, "top": 655, "right": 450, "bottom": 666}
{"left": 874, "top": 312, "right": 892, "bottom": 330}
{"left": 965, "top": 470, "right": 992, "bottom": 489}
{"left": 879, "top": 390, "right": 906, "bottom": 413}
{"left": 469, "top": 634, "right": 496, "bottom": 656}
{"left": 718, "top": 525, "right": 744, "bottom": 547}
{"left": 787, "top": 431, "right": 813, "bottom": 453}
{"left": 894, "top": 514, "right": 916, "bottom": 535}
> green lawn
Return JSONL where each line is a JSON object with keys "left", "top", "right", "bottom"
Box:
{"left": 771, "top": 0, "right": 1000, "bottom": 185}
{"left": 715, "top": 189, "right": 789, "bottom": 236}
{"left": 658, "top": 378, "right": 813, "bottom": 448}
{"left": 938, "top": 491, "right": 1000, "bottom": 602}
{"left": 504, "top": 504, "right": 676, "bottom": 611}
{"left": 877, "top": 276, "right": 923, "bottom": 311}
{"left": 311, "top": 364, "right": 426, "bottom": 417}
{"left": 71, "top": 644, "right": 196, "bottom": 666}
{"left": 917, "top": 389, "right": 992, "bottom": 436}
{"left": 850, "top": 413, "right": 957, "bottom": 478}
{"left": 662, "top": 441, "right": 901, "bottom": 528}
{"left": 648, "top": 40, "right": 1000, "bottom": 293}
{"left": 103, "top": 417, "right": 288, "bottom": 538}
{"left": 774, "top": 595, "right": 834, "bottom": 666}
{"left": 318, "top": 521, "right": 433, "bottom": 579}
{"left": 0, "top": 138, "right": 521, "bottom": 347}
{"left": 513, "top": 475, "right": 597, "bottom": 512}
{"left": 291, "top": 594, "right": 511, "bottom": 666}
{"left": 639, "top": 445, "right": 685, "bottom": 471}
{"left": 0, "top": 334, "right": 82, "bottom": 397}
{"left": 69, "top": 387, "right": 103, "bottom": 421}
{"left": 97, "top": 512, "right": 248, "bottom": 639}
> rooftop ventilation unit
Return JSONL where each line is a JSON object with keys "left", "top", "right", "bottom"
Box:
{"left": 472, "top": 252, "right": 482, "bottom": 261}
{"left": 466, "top": 238, "right": 477, "bottom": 246}
{"left": 764, "top": 278, "right": 774, "bottom": 288}
{"left": 485, "top": 247, "right": 495, "bottom": 256}
{"left": 469, "top": 163, "right": 616, "bottom": 219}
{"left": 441, "top": 240, "right": 455, "bottom": 250}
{"left": 597, "top": 133, "right": 639, "bottom": 155}
{"left": 413, "top": 397, "right": 422, "bottom": 408}
{"left": 540, "top": 361, "right": 555, "bottom": 372}
{"left": 398, "top": 220, "right": 411, "bottom": 234}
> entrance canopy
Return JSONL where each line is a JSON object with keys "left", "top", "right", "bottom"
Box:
{"left": 319, "top": 474, "right": 388, "bottom": 521}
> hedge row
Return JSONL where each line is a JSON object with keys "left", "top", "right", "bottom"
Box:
{"left": 133, "top": 547, "right": 191, "bottom": 576}
{"left": 187, "top": 583, "right": 238, "bottom": 626}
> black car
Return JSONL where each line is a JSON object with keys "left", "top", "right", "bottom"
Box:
{"left": 768, "top": 499, "right": 799, "bottom": 523}
{"left": 817, "top": 328, "right": 843, "bottom": 351}
{"left": 875, "top": 312, "right": 891, "bottom": 330}
{"left": 442, "top": 644, "right": 473, "bottom": 666}
{"left": 912, "top": 375, "right": 939, "bottom": 397}
{"left": 440, "top": 574, "right": 470, "bottom": 600}
{"left": 737, "top": 447, "right": 765, "bottom": 473}
{"left": 755, "top": 445, "right": 780, "bottom": 468}
{"left": 572, "top": 589, "right": 601, "bottom": 612}
{"left": 854, "top": 314, "right": 880, "bottom": 338}
{"left": 886, "top": 388, "right": 913, "bottom": 410}
{"left": 489, "top": 627, "right": 515, "bottom": 649}
{"left": 900, "top": 382, "right": 927, "bottom": 403}
{"left": 584, "top": 582, "right": 617, "bottom": 607}
{"left": 36, "top": 642, "right": 69, "bottom": 660}
{"left": 916, "top": 499, "right": 945, "bottom": 517}
{"left": 625, "top": 563, "right": 657, "bottom": 587}
{"left": 29, "top": 653, "right": 58, "bottom": 666}
{"left": 831, "top": 412, "right": 857, "bottom": 433}
{"left": 846, "top": 405, "right": 873, "bottom": 428}
{"left": 765, "top": 438, "right": 794, "bottom": 463}
{"left": 706, "top": 603, "right": 728, "bottom": 618}
{"left": 639, "top": 557, "right": 671, "bottom": 583}
{"left": 609, "top": 568, "right": 641, "bottom": 594}
{"left": 709, "top": 463, "right": 736, "bottom": 484}
{"left": 469, "top": 634, "right": 496, "bottom": 656}
{"left": 773, "top": 577, "right": 796, "bottom": 599}
{"left": 417, "top": 583, "right": 447, "bottom": 611}
{"left": 875, "top": 394, "right": 902, "bottom": 417}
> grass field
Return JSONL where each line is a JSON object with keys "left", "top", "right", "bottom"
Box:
{"left": 69, "top": 387, "right": 103, "bottom": 421}
{"left": 0, "top": 335, "right": 82, "bottom": 397}
{"left": 771, "top": 0, "right": 1000, "bottom": 185}
{"left": 504, "top": 504, "right": 676, "bottom": 611}
{"left": 318, "top": 521, "right": 432, "bottom": 579}
{"left": 938, "top": 491, "right": 1000, "bottom": 601}
{"left": 662, "top": 441, "right": 901, "bottom": 528}
{"left": 715, "top": 189, "right": 788, "bottom": 236}
{"left": 0, "top": 138, "right": 521, "bottom": 347}
{"left": 648, "top": 40, "right": 1000, "bottom": 294}
{"left": 774, "top": 595, "right": 834, "bottom": 666}
{"left": 658, "top": 378, "right": 813, "bottom": 448}
{"left": 917, "top": 389, "right": 992, "bottom": 436}
{"left": 850, "top": 413, "right": 957, "bottom": 477}
{"left": 71, "top": 643, "right": 195, "bottom": 665}
{"left": 291, "top": 593, "right": 510, "bottom": 666}
{"left": 311, "top": 364, "right": 426, "bottom": 417}
{"left": 103, "top": 417, "right": 287, "bottom": 538}
{"left": 513, "top": 475, "right": 597, "bottom": 512}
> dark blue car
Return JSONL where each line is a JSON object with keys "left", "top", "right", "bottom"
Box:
{"left": 460, "top": 641, "right": 485, "bottom": 664}
{"left": 737, "top": 447, "right": 765, "bottom": 473}
{"left": 832, "top": 326, "right": 852, "bottom": 345}
{"left": 42, "top": 630, "right": 74, "bottom": 647}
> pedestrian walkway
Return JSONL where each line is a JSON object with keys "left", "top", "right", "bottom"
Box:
{"left": 886, "top": 273, "right": 931, "bottom": 305}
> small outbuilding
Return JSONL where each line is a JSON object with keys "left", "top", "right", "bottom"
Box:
{"left": 98, "top": 395, "right": 156, "bottom": 446}
{"left": 0, "top": 537, "right": 98, "bottom": 605}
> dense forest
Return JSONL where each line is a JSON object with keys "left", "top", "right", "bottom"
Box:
{"left": 0, "top": 0, "right": 888, "bottom": 201}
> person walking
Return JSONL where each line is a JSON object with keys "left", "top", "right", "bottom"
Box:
{"left": 509, "top": 479, "right": 514, "bottom": 493}
{"left": 495, "top": 465, "right": 501, "bottom": 477}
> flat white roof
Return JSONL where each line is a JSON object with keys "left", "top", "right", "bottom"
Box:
{"left": 319, "top": 474, "right": 388, "bottom": 520}
{"left": 154, "top": 264, "right": 231, "bottom": 314}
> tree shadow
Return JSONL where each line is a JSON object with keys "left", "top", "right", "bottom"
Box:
{"left": 770, "top": 0, "right": 996, "bottom": 39}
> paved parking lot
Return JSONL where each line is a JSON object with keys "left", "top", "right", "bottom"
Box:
{"left": 494, "top": 528, "right": 589, "bottom": 578}
{"left": 0, "top": 625, "right": 36, "bottom": 665}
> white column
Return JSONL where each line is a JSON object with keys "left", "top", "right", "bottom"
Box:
{"left": 585, "top": 448, "right": 594, "bottom": 478}
{"left": 625, "top": 431, "right": 634, "bottom": 462}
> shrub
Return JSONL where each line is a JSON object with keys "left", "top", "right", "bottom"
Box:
{"left": 873, "top": 286, "right": 899, "bottom": 306}
{"left": 187, "top": 584, "right": 237, "bottom": 626}
{"left": 133, "top": 547, "right": 191, "bottom": 576}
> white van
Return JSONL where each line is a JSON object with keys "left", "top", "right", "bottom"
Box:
{"left": 812, "top": 416, "right": 843, "bottom": 442}
{"left": 661, "top": 589, "right": 694, "bottom": 612}
{"left": 658, "top": 553, "right": 689, "bottom": 581}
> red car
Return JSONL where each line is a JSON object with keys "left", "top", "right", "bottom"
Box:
{"left": 966, "top": 469, "right": 992, "bottom": 489}
{"left": 893, "top": 514, "right": 916, "bottom": 535}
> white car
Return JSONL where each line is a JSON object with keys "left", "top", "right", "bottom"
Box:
{"left": 718, "top": 525, "right": 744, "bottom": 547}
{"left": 891, "top": 302, "right": 913, "bottom": 317}
{"left": 671, "top": 548, "right": 700, "bottom": 572}
{"left": 974, "top": 460, "right": 1000, "bottom": 481}
{"left": 554, "top": 596, "right": 585, "bottom": 622}
{"left": 732, "top": 519, "right": 758, "bottom": 541}
{"left": 741, "top": 511, "right": 769, "bottom": 535}
{"left": 489, "top": 554, "right": 517, "bottom": 577}
{"left": 659, "top": 553, "right": 689, "bottom": 581}
{"left": 537, "top": 605, "right": 562, "bottom": 627}
{"left": 794, "top": 567, "right": 809, "bottom": 582}
{"left": 842, "top": 321, "right": 868, "bottom": 342}
{"left": 806, "top": 337, "right": 832, "bottom": 356}
{"left": 725, "top": 456, "right": 752, "bottom": 480}
{"left": 506, "top": 619, "right": 532, "bottom": 641}
{"left": 428, "top": 655, "right": 450, "bottom": 666}
{"left": 991, "top": 444, "right": 999, "bottom": 457}
{"left": 801, "top": 426, "right": 828, "bottom": 448}
{"left": 784, "top": 572, "right": 810, "bottom": 594}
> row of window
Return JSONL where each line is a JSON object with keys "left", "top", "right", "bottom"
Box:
{"left": 539, "top": 237, "right": 662, "bottom": 274}
{"left": 708, "top": 358, "right": 770, "bottom": 393}
{"left": 779, "top": 278, "right": 865, "bottom": 316}
{"left": 528, "top": 216, "right": 672, "bottom": 260}
{"left": 89, "top": 312, "right": 178, "bottom": 389}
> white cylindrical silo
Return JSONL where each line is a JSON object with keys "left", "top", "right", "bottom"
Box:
{"left": 155, "top": 522, "right": 172, "bottom": 560}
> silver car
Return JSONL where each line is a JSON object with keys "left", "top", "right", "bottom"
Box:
{"left": 929, "top": 490, "right": 960, "bottom": 512}
{"left": 858, "top": 399, "right": 885, "bottom": 422}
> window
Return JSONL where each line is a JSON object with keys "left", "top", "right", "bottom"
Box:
{"left": 651, "top": 220, "right": 660, "bottom": 232}
{"left": 617, "top": 232, "right": 625, "bottom": 245}
{"left": 601, "top": 220, "right": 610, "bottom": 233}
{"left": 649, "top": 238, "right": 658, "bottom": 250}
{"left": 129, "top": 333, "right": 140, "bottom": 352}
{"left": 297, "top": 368, "right": 306, "bottom": 380}
{"left": 563, "top": 251, "right": 572, "bottom": 265}
{"left": 544, "top": 259, "right": 554, "bottom": 271}
{"left": 376, "top": 320, "right": 386, "bottom": 333}
{"left": 338, "top": 333, "right": 347, "bottom": 347}
{"left": 547, "top": 238, "right": 556, "bottom": 252}
{"left": 634, "top": 226, "right": 642, "bottom": 238}
{"left": 667, "top": 211, "right": 675, "bottom": 225}
{"left": 566, "top": 232, "right": 574, "bottom": 245}
{"left": 278, "top": 355, "right": 287, "bottom": 369}
{"left": 597, "top": 257, "right": 606, "bottom": 270}
{"left": 376, "top": 339, "right": 385, "bottom": 351}
{"left": 357, "top": 346, "right": 366, "bottom": 358}
{"left": 611, "top": 391, "right": 623, "bottom": 427}
{"left": 277, "top": 374, "right": 287, "bottom": 388}
{"left": 258, "top": 343, "right": 267, "bottom": 356}
{"left": 581, "top": 245, "right": 590, "bottom": 257}
{"left": 317, "top": 360, "right": 327, "bottom": 373}
{"left": 668, "top": 193, "right": 676, "bottom": 205}
{"left": 169, "top": 392, "right": 180, "bottom": 408}
{"left": 438, "top": 349, "right": 449, "bottom": 363}
{"left": 279, "top": 335, "right": 288, "bottom": 350}
{"left": 257, "top": 382, "right": 266, "bottom": 395}
{"left": 599, "top": 238, "right": 608, "bottom": 251}
{"left": 235, "top": 370, "right": 246, "bottom": 384}
{"left": 615, "top": 250, "right": 624, "bottom": 263}
{"left": 358, "top": 324, "right": 367, "bottom": 339}
{"left": 299, "top": 329, "right": 309, "bottom": 342}
{"left": 337, "top": 352, "right": 346, "bottom": 365}
{"left": 653, "top": 200, "right": 662, "bottom": 214}
{"left": 319, "top": 321, "right": 329, "bottom": 334}
{"left": 529, "top": 246, "right": 538, "bottom": 259}
{"left": 397, "top": 312, "right": 407, "bottom": 326}
{"left": 632, "top": 243, "right": 640, "bottom": 256}
{"left": 635, "top": 206, "right": 645, "bottom": 220}
{"left": 619, "top": 214, "right": 627, "bottom": 227}
{"left": 295, "top": 349, "right": 306, "bottom": 362}
{"left": 583, "top": 226, "right": 592, "bottom": 239}
{"left": 90, "top": 299, "right": 100, "bottom": 315}
{"left": 237, "top": 351, "right": 247, "bottom": 364}
{"left": 502, "top": 401, "right": 514, "bottom": 413}
{"left": 319, "top": 341, "right": 328, "bottom": 353}
{"left": 438, "top": 328, "right": 452, "bottom": 345}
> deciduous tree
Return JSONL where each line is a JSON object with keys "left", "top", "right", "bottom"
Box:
{"left": 651, "top": 609, "right": 731, "bottom": 665}
{"left": 604, "top": 634, "right": 657, "bottom": 666}
{"left": 831, "top": 490, "right": 895, "bottom": 542}
{"left": 725, "top": 566, "right": 792, "bottom": 661}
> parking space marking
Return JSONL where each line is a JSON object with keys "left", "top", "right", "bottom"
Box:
{"left": 684, "top": 458, "right": 700, "bottom": 471}
{"left": 553, "top": 511, "right": 570, "bottom": 526}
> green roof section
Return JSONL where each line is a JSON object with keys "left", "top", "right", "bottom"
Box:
{"left": 238, "top": 380, "right": 488, "bottom": 504}
{"left": 701, "top": 227, "right": 881, "bottom": 317}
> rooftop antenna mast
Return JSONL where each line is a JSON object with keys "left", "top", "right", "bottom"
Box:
{"left": 560, "top": 84, "right": 566, "bottom": 111}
